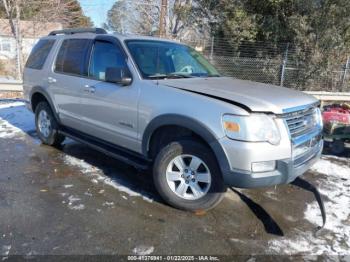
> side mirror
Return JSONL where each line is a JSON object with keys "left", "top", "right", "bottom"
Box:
{"left": 105, "top": 67, "right": 132, "bottom": 86}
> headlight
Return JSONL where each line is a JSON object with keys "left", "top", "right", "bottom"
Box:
{"left": 222, "top": 114, "right": 281, "bottom": 145}
{"left": 314, "top": 107, "right": 323, "bottom": 129}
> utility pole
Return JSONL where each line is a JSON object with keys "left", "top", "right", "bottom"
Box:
{"left": 209, "top": 36, "right": 214, "bottom": 62}
{"left": 159, "top": 0, "right": 167, "bottom": 37}
{"left": 341, "top": 57, "right": 349, "bottom": 91}
{"left": 280, "top": 43, "right": 289, "bottom": 87}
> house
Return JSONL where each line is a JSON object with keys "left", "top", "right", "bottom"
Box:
{"left": 0, "top": 19, "right": 62, "bottom": 60}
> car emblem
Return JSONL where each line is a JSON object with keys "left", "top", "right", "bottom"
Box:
{"left": 303, "top": 118, "right": 310, "bottom": 126}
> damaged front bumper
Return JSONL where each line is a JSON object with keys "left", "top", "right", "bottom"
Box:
{"left": 214, "top": 130, "right": 323, "bottom": 188}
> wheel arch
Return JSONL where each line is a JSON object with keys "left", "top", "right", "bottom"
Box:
{"left": 142, "top": 114, "right": 217, "bottom": 156}
{"left": 30, "top": 86, "right": 59, "bottom": 122}
{"left": 142, "top": 114, "right": 231, "bottom": 175}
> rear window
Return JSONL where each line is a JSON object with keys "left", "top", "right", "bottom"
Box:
{"left": 25, "top": 39, "right": 55, "bottom": 70}
{"left": 55, "top": 39, "right": 91, "bottom": 76}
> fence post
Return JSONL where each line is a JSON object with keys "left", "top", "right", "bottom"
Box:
{"left": 210, "top": 36, "right": 214, "bottom": 62}
{"left": 280, "top": 43, "right": 289, "bottom": 87}
{"left": 341, "top": 57, "right": 349, "bottom": 91}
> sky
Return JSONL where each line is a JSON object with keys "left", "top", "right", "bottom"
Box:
{"left": 79, "top": 0, "right": 116, "bottom": 27}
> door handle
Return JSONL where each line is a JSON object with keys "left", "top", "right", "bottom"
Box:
{"left": 48, "top": 77, "right": 57, "bottom": 83}
{"left": 84, "top": 84, "right": 95, "bottom": 94}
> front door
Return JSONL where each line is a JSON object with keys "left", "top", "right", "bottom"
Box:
{"left": 79, "top": 39, "right": 140, "bottom": 152}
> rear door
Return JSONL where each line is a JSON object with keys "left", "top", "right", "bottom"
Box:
{"left": 48, "top": 38, "right": 92, "bottom": 130}
{"left": 78, "top": 37, "right": 140, "bottom": 151}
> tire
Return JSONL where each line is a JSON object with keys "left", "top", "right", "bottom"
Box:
{"left": 35, "top": 101, "right": 65, "bottom": 146}
{"left": 153, "top": 140, "right": 226, "bottom": 211}
{"left": 330, "top": 139, "right": 345, "bottom": 155}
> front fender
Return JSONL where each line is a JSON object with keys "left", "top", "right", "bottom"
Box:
{"left": 141, "top": 114, "right": 231, "bottom": 175}
{"left": 142, "top": 114, "right": 217, "bottom": 155}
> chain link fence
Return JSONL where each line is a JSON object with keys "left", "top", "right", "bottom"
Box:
{"left": 182, "top": 37, "right": 350, "bottom": 92}
{"left": 2, "top": 31, "right": 349, "bottom": 92}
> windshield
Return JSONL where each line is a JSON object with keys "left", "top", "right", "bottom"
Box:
{"left": 125, "top": 40, "right": 220, "bottom": 79}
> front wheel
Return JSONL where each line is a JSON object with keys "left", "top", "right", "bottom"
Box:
{"left": 153, "top": 140, "right": 226, "bottom": 211}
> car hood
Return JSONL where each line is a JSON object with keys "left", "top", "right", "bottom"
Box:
{"left": 159, "top": 77, "right": 318, "bottom": 114}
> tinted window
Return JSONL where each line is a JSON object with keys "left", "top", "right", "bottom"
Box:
{"left": 25, "top": 39, "right": 55, "bottom": 70}
{"left": 89, "top": 40, "right": 127, "bottom": 81}
{"left": 55, "top": 39, "right": 91, "bottom": 76}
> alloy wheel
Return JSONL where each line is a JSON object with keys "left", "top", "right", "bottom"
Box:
{"left": 166, "top": 154, "right": 211, "bottom": 200}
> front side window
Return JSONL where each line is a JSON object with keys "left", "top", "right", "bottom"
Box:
{"left": 126, "top": 40, "right": 219, "bottom": 79}
{"left": 89, "top": 40, "right": 127, "bottom": 81}
{"left": 55, "top": 39, "right": 91, "bottom": 76}
{"left": 25, "top": 39, "right": 55, "bottom": 70}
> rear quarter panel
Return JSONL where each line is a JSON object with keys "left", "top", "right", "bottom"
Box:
{"left": 23, "top": 67, "right": 50, "bottom": 112}
{"left": 23, "top": 37, "right": 61, "bottom": 112}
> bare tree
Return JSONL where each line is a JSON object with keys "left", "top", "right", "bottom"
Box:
{"left": 0, "top": 0, "right": 91, "bottom": 79}
{"left": 2, "top": 0, "right": 23, "bottom": 79}
{"left": 106, "top": 0, "right": 200, "bottom": 40}
{"left": 135, "top": 0, "right": 160, "bottom": 35}
{"left": 167, "top": 0, "right": 193, "bottom": 38}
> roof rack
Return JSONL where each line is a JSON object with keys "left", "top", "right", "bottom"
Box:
{"left": 48, "top": 28, "right": 107, "bottom": 36}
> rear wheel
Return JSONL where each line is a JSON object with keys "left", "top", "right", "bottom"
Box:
{"left": 153, "top": 140, "right": 226, "bottom": 211}
{"left": 35, "top": 101, "right": 65, "bottom": 146}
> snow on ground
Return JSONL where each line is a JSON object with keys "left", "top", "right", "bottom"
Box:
{"left": 0, "top": 101, "right": 34, "bottom": 139}
{"left": 64, "top": 195, "right": 85, "bottom": 210}
{"left": 132, "top": 245, "right": 155, "bottom": 255}
{"left": 1, "top": 245, "right": 11, "bottom": 256}
{"left": 269, "top": 156, "right": 350, "bottom": 255}
{"left": 306, "top": 158, "right": 350, "bottom": 253}
{"left": 63, "top": 154, "right": 154, "bottom": 203}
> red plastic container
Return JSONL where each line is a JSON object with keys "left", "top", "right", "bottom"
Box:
{"left": 322, "top": 105, "right": 350, "bottom": 125}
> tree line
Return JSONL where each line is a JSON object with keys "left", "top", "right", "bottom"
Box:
{"left": 105, "top": 0, "right": 350, "bottom": 91}
{"left": 0, "top": 0, "right": 92, "bottom": 79}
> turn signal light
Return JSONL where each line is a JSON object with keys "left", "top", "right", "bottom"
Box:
{"left": 223, "top": 122, "right": 240, "bottom": 132}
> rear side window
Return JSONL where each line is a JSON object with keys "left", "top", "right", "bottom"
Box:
{"left": 25, "top": 39, "right": 55, "bottom": 70}
{"left": 55, "top": 39, "right": 91, "bottom": 76}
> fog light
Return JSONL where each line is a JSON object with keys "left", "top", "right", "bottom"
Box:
{"left": 251, "top": 161, "right": 276, "bottom": 172}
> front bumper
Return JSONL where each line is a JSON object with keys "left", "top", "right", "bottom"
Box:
{"left": 211, "top": 131, "right": 323, "bottom": 188}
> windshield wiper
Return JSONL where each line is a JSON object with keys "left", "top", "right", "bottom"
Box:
{"left": 148, "top": 73, "right": 193, "bottom": 79}
{"left": 207, "top": 74, "right": 221, "bottom": 77}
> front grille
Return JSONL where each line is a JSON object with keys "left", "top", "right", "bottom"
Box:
{"left": 283, "top": 106, "right": 318, "bottom": 138}
{"left": 293, "top": 137, "right": 322, "bottom": 167}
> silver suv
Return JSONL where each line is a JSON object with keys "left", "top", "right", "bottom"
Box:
{"left": 23, "top": 28, "right": 323, "bottom": 211}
